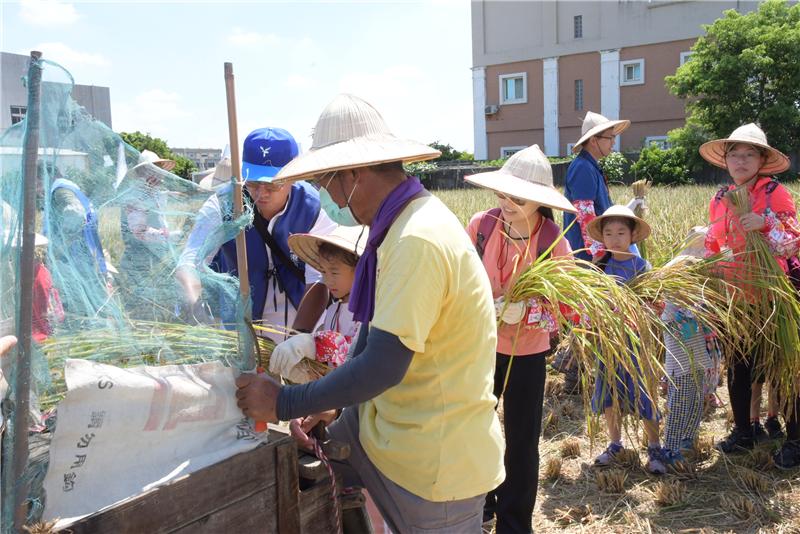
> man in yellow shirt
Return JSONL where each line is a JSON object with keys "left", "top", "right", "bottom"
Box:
{"left": 235, "top": 94, "right": 504, "bottom": 532}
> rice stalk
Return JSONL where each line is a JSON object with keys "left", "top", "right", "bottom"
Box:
{"left": 596, "top": 468, "right": 627, "bottom": 494}
{"left": 560, "top": 437, "right": 581, "bottom": 459}
{"left": 720, "top": 493, "right": 757, "bottom": 521}
{"left": 543, "top": 457, "right": 563, "bottom": 481}
{"left": 632, "top": 179, "right": 651, "bottom": 260}
{"left": 654, "top": 479, "right": 686, "bottom": 507}
{"left": 613, "top": 448, "right": 641, "bottom": 470}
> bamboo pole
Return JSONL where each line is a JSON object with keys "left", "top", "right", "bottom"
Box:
{"left": 223, "top": 63, "right": 255, "bottom": 372}
{"left": 8, "top": 50, "right": 42, "bottom": 532}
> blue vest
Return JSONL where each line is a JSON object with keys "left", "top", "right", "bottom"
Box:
{"left": 49, "top": 178, "right": 108, "bottom": 275}
{"left": 219, "top": 181, "right": 320, "bottom": 320}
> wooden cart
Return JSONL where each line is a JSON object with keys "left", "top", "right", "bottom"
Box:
{"left": 56, "top": 429, "right": 341, "bottom": 533}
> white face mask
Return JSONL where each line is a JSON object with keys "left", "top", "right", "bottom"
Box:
{"left": 319, "top": 172, "right": 360, "bottom": 226}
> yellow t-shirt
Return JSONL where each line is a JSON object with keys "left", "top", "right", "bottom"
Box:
{"left": 360, "top": 194, "right": 505, "bottom": 502}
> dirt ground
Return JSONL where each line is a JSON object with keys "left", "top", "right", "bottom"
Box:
{"left": 513, "top": 367, "right": 800, "bottom": 533}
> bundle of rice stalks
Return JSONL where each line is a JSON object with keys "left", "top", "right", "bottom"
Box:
{"left": 508, "top": 256, "right": 665, "bottom": 438}
{"left": 726, "top": 186, "right": 800, "bottom": 416}
{"left": 560, "top": 437, "right": 582, "bottom": 459}
{"left": 654, "top": 479, "right": 686, "bottom": 507}
{"left": 22, "top": 521, "right": 57, "bottom": 534}
{"left": 734, "top": 466, "right": 771, "bottom": 495}
{"left": 632, "top": 179, "right": 651, "bottom": 259}
{"left": 545, "top": 378, "right": 564, "bottom": 398}
{"left": 613, "top": 448, "right": 641, "bottom": 470}
{"left": 595, "top": 468, "right": 627, "bottom": 494}
{"left": 741, "top": 448, "right": 774, "bottom": 471}
{"left": 39, "top": 320, "right": 330, "bottom": 409}
{"left": 543, "top": 457, "right": 563, "bottom": 481}
{"left": 543, "top": 410, "right": 560, "bottom": 435}
{"left": 554, "top": 504, "right": 594, "bottom": 526}
{"left": 720, "top": 494, "right": 758, "bottom": 521}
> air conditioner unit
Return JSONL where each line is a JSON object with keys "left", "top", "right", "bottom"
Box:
{"left": 484, "top": 104, "right": 499, "bottom": 115}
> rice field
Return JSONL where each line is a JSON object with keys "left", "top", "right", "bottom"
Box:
{"left": 435, "top": 183, "right": 800, "bottom": 534}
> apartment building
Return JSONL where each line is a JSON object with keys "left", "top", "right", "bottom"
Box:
{"left": 471, "top": 0, "right": 760, "bottom": 159}
{"left": 0, "top": 52, "right": 112, "bottom": 134}
{"left": 170, "top": 148, "right": 222, "bottom": 170}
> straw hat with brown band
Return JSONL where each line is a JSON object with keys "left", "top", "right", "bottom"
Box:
{"left": 464, "top": 144, "right": 576, "bottom": 213}
{"left": 288, "top": 225, "right": 368, "bottom": 273}
{"left": 572, "top": 111, "right": 631, "bottom": 154}
{"left": 586, "top": 204, "right": 651, "bottom": 245}
{"left": 131, "top": 150, "right": 176, "bottom": 173}
{"left": 699, "top": 123, "right": 790, "bottom": 176}
{"left": 273, "top": 94, "right": 440, "bottom": 184}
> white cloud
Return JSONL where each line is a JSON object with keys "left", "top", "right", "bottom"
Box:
{"left": 20, "top": 0, "right": 79, "bottom": 27}
{"left": 228, "top": 27, "right": 280, "bottom": 46}
{"left": 113, "top": 89, "right": 192, "bottom": 139}
{"left": 35, "top": 42, "right": 109, "bottom": 68}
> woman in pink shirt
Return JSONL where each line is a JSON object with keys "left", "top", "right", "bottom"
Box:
{"left": 465, "top": 145, "right": 576, "bottom": 534}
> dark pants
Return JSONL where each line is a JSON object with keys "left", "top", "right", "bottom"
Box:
{"left": 728, "top": 356, "right": 800, "bottom": 441}
{"left": 485, "top": 351, "right": 548, "bottom": 534}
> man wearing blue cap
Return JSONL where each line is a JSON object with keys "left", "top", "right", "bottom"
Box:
{"left": 177, "top": 127, "right": 335, "bottom": 340}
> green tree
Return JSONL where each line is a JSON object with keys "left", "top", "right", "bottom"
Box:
{"left": 119, "top": 131, "right": 197, "bottom": 179}
{"left": 428, "top": 141, "right": 473, "bottom": 162}
{"left": 666, "top": 0, "right": 800, "bottom": 172}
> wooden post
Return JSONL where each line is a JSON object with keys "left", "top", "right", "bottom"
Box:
{"left": 8, "top": 49, "right": 42, "bottom": 532}
{"left": 223, "top": 63, "right": 255, "bottom": 371}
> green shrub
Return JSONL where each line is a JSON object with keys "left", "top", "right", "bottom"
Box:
{"left": 598, "top": 152, "right": 627, "bottom": 184}
{"left": 630, "top": 145, "right": 692, "bottom": 186}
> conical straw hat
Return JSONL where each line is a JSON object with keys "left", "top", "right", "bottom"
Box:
{"left": 274, "top": 94, "right": 440, "bottom": 183}
{"left": 288, "top": 225, "right": 368, "bottom": 272}
{"left": 699, "top": 123, "right": 789, "bottom": 175}
{"left": 464, "top": 145, "right": 576, "bottom": 213}
{"left": 573, "top": 111, "right": 630, "bottom": 153}
{"left": 586, "top": 204, "right": 651, "bottom": 244}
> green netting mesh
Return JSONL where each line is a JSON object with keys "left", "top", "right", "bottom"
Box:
{"left": 0, "top": 58, "right": 266, "bottom": 530}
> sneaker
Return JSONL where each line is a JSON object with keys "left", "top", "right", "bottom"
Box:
{"left": 594, "top": 442, "right": 624, "bottom": 466}
{"left": 752, "top": 421, "right": 768, "bottom": 443}
{"left": 662, "top": 448, "right": 685, "bottom": 467}
{"left": 646, "top": 446, "right": 667, "bottom": 475}
{"left": 773, "top": 440, "right": 800, "bottom": 470}
{"left": 716, "top": 427, "right": 755, "bottom": 454}
{"left": 765, "top": 416, "right": 785, "bottom": 441}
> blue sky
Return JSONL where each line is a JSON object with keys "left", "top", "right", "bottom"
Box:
{"left": 1, "top": 0, "right": 475, "bottom": 154}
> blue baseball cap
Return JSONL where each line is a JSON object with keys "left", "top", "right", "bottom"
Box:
{"left": 241, "top": 127, "right": 299, "bottom": 182}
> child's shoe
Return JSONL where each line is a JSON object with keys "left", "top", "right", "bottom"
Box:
{"left": 646, "top": 446, "right": 667, "bottom": 475}
{"left": 752, "top": 420, "right": 768, "bottom": 443}
{"left": 773, "top": 440, "right": 800, "bottom": 470}
{"left": 594, "top": 442, "right": 624, "bottom": 466}
{"left": 765, "top": 416, "right": 785, "bottom": 441}
{"left": 662, "top": 448, "right": 685, "bottom": 468}
{"left": 716, "top": 426, "right": 754, "bottom": 454}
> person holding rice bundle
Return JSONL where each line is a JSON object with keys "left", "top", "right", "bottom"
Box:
{"left": 463, "top": 144, "right": 576, "bottom": 533}
{"left": 586, "top": 205, "right": 670, "bottom": 474}
{"left": 268, "top": 224, "right": 366, "bottom": 384}
{"left": 659, "top": 226, "right": 720, "bottom": 461}
{"left": 699, "top": 123, "right": 800, "bottom": 468}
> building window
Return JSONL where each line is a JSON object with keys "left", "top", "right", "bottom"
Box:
{"left": 574, "top": 79, "right": 584, "bottom": 111}
{"left": 620, "top": 59, "right": 645, "bottom": 86}
{"left": 499, "top": 72, "right": 527, "bottom": 105}
{"left": 500, "top": 146, "right": 526, "bottom": 158}
{"left": 680, "top": 51, "right": 693, "bottom": 66}
{"left": 10, "top": 105, "right": 26, "bottom": 124}
{"left": 644, "top": 136, "right": 669, "bottom": 149}
{"left": 574, "top": 15, "right": 583, "bottom": 39}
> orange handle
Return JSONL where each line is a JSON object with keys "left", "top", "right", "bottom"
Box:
{"left": 254, "top": 367, "right": 267, "bottom": 432}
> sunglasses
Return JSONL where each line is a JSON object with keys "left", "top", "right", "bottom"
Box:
{"left": 494, "top": 192, "right": 526, "bottom": 206}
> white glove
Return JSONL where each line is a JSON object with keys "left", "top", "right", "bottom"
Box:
{"left": 495, "top": 297, "right": 526, "bottom": 325}
{"left": 626, "top": 197, "right": 645, "bottom": 212}
{"left": 269, "top": 334, "right": 316, "bottom": 383}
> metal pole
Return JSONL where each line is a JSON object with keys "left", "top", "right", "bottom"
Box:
{"left": 11, "top": 49, "right": 42, "bottom": 531}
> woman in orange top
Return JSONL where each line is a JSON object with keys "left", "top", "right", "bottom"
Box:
{"left": 701, "top": 124, "right": 800, "bottom": 469}
{"left": 465, "top": 145, "right": 576, "bottom": 534}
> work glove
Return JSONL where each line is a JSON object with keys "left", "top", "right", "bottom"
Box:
{"left": 494, "top": 297, "right": 526, "bottom": 325}
{"left": 626, "top": 197, "right": 645, "bottom": 212}
{"left": 269, "top": 334, "right": 316, "bottom": 384}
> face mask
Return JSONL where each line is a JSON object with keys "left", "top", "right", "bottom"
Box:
{"left": 319, "top": 173, "right": 360, "bottom": 226}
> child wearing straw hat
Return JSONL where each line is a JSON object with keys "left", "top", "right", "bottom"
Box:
{"left": 699, "top": 123, "right": 800, "bottom": 468}
{"left": 464, "top": 144, "right": 576, "bottom": 533}
{"left": 586, "top": 205, "right": 670, "bottom": 474}
{"left": 268, "top": 225, "right": 366, "bottom": 383}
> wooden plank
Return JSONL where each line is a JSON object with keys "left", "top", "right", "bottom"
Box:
{"left": 299, "top": 477, "right": 340, "bottom": 534}
{"left": 170, "top": 486, "right": 277, "bottom": 533}
{"left": 63, "top": 437, "right": 293, "bottom": 533}
{"left": 276, "top": 440, "right": 301, "bottom": 533}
